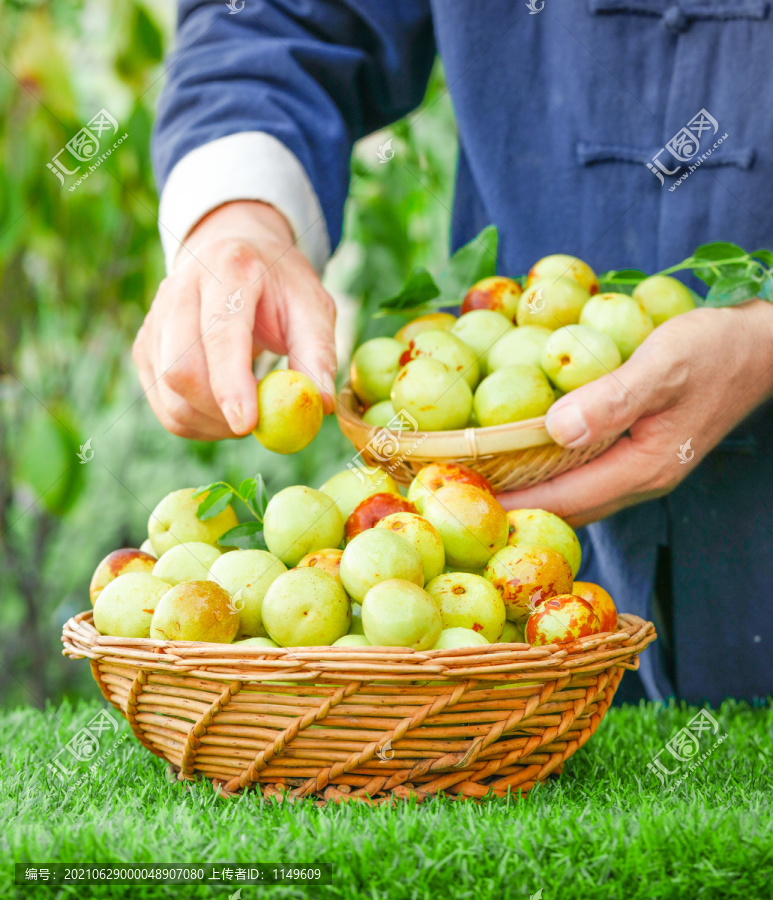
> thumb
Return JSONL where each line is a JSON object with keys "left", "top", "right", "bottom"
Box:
{"left": 282, "top": 282, "right": 338, "bottom": 414}
{"left": 545, "top": 350, "right": 672, "bottom": 448}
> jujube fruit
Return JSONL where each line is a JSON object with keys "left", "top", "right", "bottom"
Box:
{"left": 484, "top": 544, "right": 573, "bottom": 623}
{"left": 252, "top": 369, "right": 323, "bottom": 454}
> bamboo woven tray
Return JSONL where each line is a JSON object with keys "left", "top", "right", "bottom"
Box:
{"left": 62, "top": 610, "right": 656, "bottom": 804}
{"left": 336, "top": 384, "right": 614, "bottom": 492}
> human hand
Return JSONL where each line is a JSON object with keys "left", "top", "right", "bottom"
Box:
{"left": 498, "top": 300, "right": 773, "bottom": 527}
{"left": 132, "top": 201, "right": 337, "bottom": 440}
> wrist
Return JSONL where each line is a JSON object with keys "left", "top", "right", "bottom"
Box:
{"left": 177, "top": 201, "right": 295, "bottom": 269}
{"left": 727, "top": 298, "right": 773, "bottom": 397}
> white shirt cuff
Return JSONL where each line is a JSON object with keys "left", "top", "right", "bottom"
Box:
{"left": 157, "top": 131, "right": 331, "bottom": 275}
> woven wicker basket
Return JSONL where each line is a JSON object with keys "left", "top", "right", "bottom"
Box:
{"left": 336, "top": 385, "right": 614, "bottom": 492}
{"left": 62, "top": 610, "right": 655, "bottom": 804}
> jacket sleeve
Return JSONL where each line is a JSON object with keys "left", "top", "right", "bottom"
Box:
{"left": 152, "top": 0, "right": 436, "bottom": 272}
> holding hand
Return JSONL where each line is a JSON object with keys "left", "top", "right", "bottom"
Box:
{"left": 499, "top": 300, "right": 773, "bottom": 526}
{"left": 133, "top": 201, "right": 337, "bottom": 441}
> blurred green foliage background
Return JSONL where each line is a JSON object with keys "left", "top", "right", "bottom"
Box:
{"left": 0, "top": 0, "right": 457, "bottom": 705}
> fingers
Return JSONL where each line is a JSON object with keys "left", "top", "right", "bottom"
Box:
{"left": 134, "top": 231, "right": 339, "bottom": 440}
{"left": 281, "top": 276, "right": 338, "bottom": 414}
{"left": 498, "top": 435, "right": 678, "bottom": 527}
{"left": 199, "top": 274, "right": 263, "bottom": 436}
{"left": 545, "top": 336, "right": 683, "bottom": 448}
{"left": 135, "top": 273, "right": 241, "bottom": 439}
{"left": 132, "top": 326, "right": 226, "bottom": 440}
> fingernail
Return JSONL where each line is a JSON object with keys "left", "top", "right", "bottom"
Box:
{"left": 223, "top": 402, "right": 244, "bottom": 433}
{"left": 546, "top": 403, "right": 588, "bottom": 447}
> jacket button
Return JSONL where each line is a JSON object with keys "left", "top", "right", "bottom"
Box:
{"left": 662, "top": 6, "right": 689, "bottom": 32}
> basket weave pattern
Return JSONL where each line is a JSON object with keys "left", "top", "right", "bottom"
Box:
{"left": 336, "top": 385, "right": 614, "bottom": 492}
{"left": 63, "top": 611, "right": 655, "bottom": 803}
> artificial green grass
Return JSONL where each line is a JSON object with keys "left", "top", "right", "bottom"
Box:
{"left": 2, "top": 696, "right": 772, "bottom": 899}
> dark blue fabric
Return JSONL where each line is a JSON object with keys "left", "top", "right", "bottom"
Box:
{"left": 153, "top": 0, "right": 773, "bottom": 703}
{"left": 153, "top": 1, "right": 436, "bottom": 248}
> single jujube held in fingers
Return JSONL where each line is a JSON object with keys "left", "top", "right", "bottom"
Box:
{"left": 252, "top": 369, "right": 323, "bottom": 454}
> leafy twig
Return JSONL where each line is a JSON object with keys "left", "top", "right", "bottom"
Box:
{"left": 193, "top": 475, "right": 269, "bottom": 550}
{"left": 600, "top": 243, "right": 773, "bottom": 308}
{"left": 379, "top": 228, "right": 773, "bottom": 317}
{"left": 377, "top": 225, "right": 498, "bottom": 316}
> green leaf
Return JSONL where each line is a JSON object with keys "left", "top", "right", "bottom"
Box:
{"left": 193, "top": 481, "right": 226, "bottom": 499}
{"left": 238, "top": 478, "right": 257, "bottom": 507}
{"left": 691, "top": 243, "right": 750, "bottom": 287}
{"left": 758, "top": 272, "right": 773, "bottom": 301}
{"left": 691, "top": 241, "right": 747, "bottom": 263}
{"left": 695, "top": 262, "right": 757, "bottom": 288}
{"left": 218, "top": 521, "right": 268, "bottom": 551}
{"left": 378, "top": 267, "right": 440, "bottom": 314}
{"left": 751, "top": 249, "right": 773, "bottom": 268}
{"left": 703, "top": 275, "right": 764, "bottom": 308}
{"left": 253, "top": 474, "right": 269, "bottom": 519}
{"left": 196, "top": 485, "right": 235, "bottom": 520}
{"left": 599, "top": 269, "right": 648, "bottom": 284}
{"left": 436, "top": 225, "right": 498, "bottom": 303}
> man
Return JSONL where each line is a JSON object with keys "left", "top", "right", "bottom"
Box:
{"left": 135, "top": 1, "right": 773, "bottom": 704}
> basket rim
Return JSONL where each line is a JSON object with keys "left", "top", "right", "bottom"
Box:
{"left": 62, "top": 609, "right": 657, "bottom": 682}
{"left": 335, "top": 382, "right": 556, "bottom": 456}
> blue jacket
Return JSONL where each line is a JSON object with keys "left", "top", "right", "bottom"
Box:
{"left": 154, "top": 0, "right": 773, "bottom": 704}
